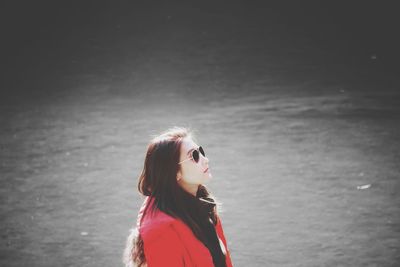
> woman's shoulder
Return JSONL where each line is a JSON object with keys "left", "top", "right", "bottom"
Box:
{"left": 138, "top": 197, "right": 180, "bottom": 243}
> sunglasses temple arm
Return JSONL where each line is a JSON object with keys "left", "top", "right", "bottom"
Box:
{"left": 178, "top": 158, "right": 191, "bottom": 164}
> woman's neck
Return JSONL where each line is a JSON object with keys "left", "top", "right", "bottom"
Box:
{"left": 178, "top": 181, "right": 199, "bottom": 196}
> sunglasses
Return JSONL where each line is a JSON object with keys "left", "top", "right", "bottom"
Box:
{"left": 178, "top": 146, "right": 205, "bottom": 164}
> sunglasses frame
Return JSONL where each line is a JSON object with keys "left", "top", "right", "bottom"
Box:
{"left": 178, "top": 146, "right": 205, "bottom": 164}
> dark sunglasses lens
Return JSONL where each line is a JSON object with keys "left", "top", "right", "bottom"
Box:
{"left": 192, "top": 150, "right": 199, "bottom": 162}
{"left": 199, "top": 146, "right": 205, "bottom": 157}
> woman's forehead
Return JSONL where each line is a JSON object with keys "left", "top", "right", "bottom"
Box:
{"left": 181, "top": 138, "right": 198, "bottom": 153}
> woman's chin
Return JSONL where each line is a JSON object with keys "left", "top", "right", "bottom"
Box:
{"left": 205, "top": 172, "right": 212, "bottom": 179}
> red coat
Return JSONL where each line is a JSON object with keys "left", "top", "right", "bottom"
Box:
{"left": 137, "top": 197, "right": 233, "bottom": 267}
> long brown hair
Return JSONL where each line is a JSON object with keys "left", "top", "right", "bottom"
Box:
{"left": 123, "top": 127, "right": 226, "bottom": 267}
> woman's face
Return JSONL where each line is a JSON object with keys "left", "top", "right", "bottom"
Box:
{"left": 177, "top": 137, "right": 212, "bottom": 195}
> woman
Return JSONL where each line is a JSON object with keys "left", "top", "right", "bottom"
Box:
{"left": 123, "top": 127, "right": 233, "bottom": 267}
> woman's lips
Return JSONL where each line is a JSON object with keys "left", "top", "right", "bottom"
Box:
{"left": 203, "top": 168, "right": 209, "bottom": 173}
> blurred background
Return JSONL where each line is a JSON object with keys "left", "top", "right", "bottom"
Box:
{"left": 1, "top": 1, "right": 399, "bottom": 266}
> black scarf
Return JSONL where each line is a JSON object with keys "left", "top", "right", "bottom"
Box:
{"left": 197, "top": 195, "right": 226, "bottom": 267}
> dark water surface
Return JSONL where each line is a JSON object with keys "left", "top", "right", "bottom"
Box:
{"left": 1, "top": 2, "right": 399, "bottom": 267}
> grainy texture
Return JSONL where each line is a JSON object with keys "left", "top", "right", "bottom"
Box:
{"left": 1, "top": 1, "right": 399, "bottom": 267}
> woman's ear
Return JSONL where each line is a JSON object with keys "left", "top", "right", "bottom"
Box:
{"left": 177, "top": 170, "right": 182, "bottom": 181}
